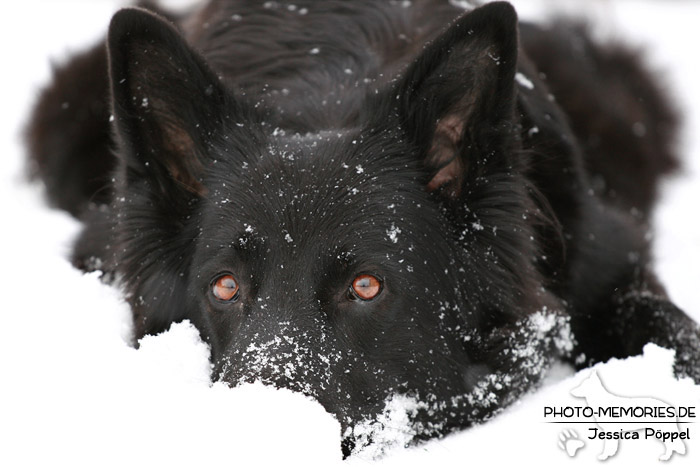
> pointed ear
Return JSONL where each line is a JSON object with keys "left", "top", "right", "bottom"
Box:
{"left": 395, "top": 2, "right": 519, "bottom": 196}
{"left": 108, "top": 8, "right": 232, "bottom": 196}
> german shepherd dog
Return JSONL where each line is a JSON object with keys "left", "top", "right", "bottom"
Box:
{"left": 26, "top": 0, "right": 700, "bottom": 456}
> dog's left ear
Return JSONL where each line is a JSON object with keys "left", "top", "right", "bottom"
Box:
{"left": 394, "top": 2, "right": 519, "bottom": 196}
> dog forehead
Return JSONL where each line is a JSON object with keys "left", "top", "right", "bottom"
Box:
{"left": 236, "top": 169, "right": 400, "bottom": 243}
{"left": 237, "top": 138, "right": 410, "bottom": 207}
{"left": 202, "top": 129, "right": 434, "bottom": 251}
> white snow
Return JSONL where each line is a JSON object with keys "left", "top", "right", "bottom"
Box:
{"left": 346, "top": 393, "right": 429, "bottom": 461}
{"left": 386, "top": 223, "right": 402, "bottom": 243}
{"left": 515, "top": 72, "right": 535, "bottom": 90}
{"left": 0, "top": 1, "right": 699, "bottom": 466}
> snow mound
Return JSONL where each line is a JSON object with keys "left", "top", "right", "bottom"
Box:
{"left": 2, "top": 318, "right": 342, "bottom": 466}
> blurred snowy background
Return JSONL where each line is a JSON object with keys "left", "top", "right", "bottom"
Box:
{"left": 0, "top": 1, "right": 698, "bottom": 466}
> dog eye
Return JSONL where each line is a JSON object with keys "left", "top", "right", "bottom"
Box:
{"left": 211, "top": 274, "right": 239, "bottom": 302}
{"left": 350, "top": 274, "right": 382, "bottom": 301}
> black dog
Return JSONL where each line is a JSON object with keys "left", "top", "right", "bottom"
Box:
{"left": 26, "top": 0, "right": 699, "bottom": 456}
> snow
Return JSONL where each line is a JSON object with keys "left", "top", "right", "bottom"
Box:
{"left": 0, "top": 1, "right": 699, "bottom": 466}
{"left": 386, "top": 223, "right": 402, "bottom": 243}
{"left": 515, "top": 72, "right": 535, "bottom": 90}
{"left": 347, "top": 393, "right": 429, "bottom": 461}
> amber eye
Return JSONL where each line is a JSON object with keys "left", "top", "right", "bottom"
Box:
{"left": 211, "top": 274, "right": 239, "bottom": 302}
{"left": 350, "top": 274, "right": 382, "bottom": 301}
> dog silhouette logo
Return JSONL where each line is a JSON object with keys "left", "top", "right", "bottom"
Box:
{"left": 570, "top": 370, "right": 687, "bottom": 461}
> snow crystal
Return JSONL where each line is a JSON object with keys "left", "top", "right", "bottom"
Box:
{"left": 515, "top": 72, "right": 535, "bottom": 90}
{"left": 465, "top": 373, "right": 509, "bottom": 408}
{"left": 386, "top": 223, "right": 401, "bottom": 243}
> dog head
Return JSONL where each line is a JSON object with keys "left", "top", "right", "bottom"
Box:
{"left": 106, "top": 2, "right": 566, "bottom": 447}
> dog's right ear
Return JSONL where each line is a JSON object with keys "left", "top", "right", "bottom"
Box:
{"left": 107, "top": 8, "right": 237, "bottom": 196}
{"left": 390, "top": 2, "right": 519, "bottom": 198}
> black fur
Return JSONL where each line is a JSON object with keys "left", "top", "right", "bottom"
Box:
{"left": 26, "top": 0, "right": 699, "bottom": 456}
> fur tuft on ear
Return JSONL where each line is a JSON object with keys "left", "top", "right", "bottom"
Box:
{"left": 395, "top": 2, "right": 519, "bottom": 197}
{"left": 108, "top": 8, "right": 232, "bottom": 196}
